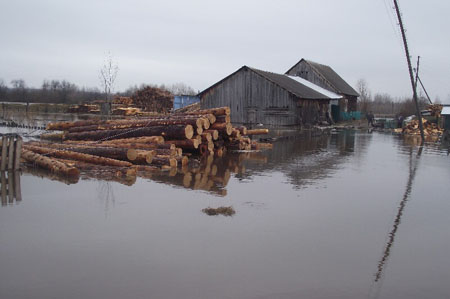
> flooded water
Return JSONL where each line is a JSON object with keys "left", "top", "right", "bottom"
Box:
{"left": 1, "top": 116, "right": 450, "bottom": 298}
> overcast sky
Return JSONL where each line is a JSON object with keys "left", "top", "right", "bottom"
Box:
{"left": 1, "top": 0, "right": 449, "bottom": 103}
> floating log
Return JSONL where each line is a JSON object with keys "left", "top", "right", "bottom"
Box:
{"left": 21, "top": 149, "right": 80, "bottom": 177}
{"left": 22, "top": 164, "right": 80, "bottom": 184}
{"left": 27, "top": 142, "right": 135, "bottom": 161}
{"left": 64, "top": 125, "right": 194, "bottom": 141}
{"left": 23, "top": 145, "right": 132, "bottom": 167}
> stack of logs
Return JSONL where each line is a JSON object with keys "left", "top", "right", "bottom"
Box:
{"left": 131, "top": 86, "right": 173, "bottom": 113}
{"left": 398, "top": 118, "right": 443, "bottom": 136}
{"left": 21, "top": 107, "right": 270, "bottom": 180}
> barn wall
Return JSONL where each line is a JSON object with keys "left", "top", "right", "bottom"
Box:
{"left": 201, "top": 68, "right": 303, "bottom": 126}
{"left": 287, "top": 61, "right": 358, "bottom": 114}
{"left": 286, "top": 61, "right": 337, "bottom": 93}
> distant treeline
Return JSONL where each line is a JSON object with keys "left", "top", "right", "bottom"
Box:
{"left": 0, "top": 78, "right": 197, "bottom": 104}
{"left": 356, "top": 79, "right": 435, "bottom": 116}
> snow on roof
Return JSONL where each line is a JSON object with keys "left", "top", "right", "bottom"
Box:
{"left": 286, "top": 75, "right": 343, "bottom": 99}
{"left": 441, "top": 106, "right": 450, "bottom": 115}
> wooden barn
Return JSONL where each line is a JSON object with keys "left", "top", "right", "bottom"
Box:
{"left": 199, "top": 66, "right": 341, "bottom": 126}
{"left": 285, "top": 59, "right": 359, "bottom": 122}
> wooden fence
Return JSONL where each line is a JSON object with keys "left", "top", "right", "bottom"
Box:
{"left": 1, "top": 134, "right": 23, "bottom": 171}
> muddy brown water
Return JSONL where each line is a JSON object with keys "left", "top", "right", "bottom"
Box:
{"left": 1, "top": 117, "right": 450, "bottom": 298}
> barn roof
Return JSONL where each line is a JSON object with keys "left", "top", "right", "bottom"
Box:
{"left": 198, "top": 66, "right": 340, "bottom": 100}
{"left": 286, "top": 59, "right": 359, "bottom": 97}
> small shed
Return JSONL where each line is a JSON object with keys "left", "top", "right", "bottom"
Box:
{"left": 198, "top": 66, "right": 341, "bottom": 126}
{"left": 442, "top": 106, "right": 450, "bottom": 130}
{"left": 174, "top": 95, "right": 200, "bottom": 110}
{"left": 286, "top": 59, "right": 359, "bottom": 122}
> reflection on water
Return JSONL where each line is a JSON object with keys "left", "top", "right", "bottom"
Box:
{"left": 15, "top": 130, "right": 362, "bottom": 199}
{"left": 0, "top": 171, "right": 21, "bottom": 206}
{"left": 370, "top": 145, "right": 423, "bottom": 298}
{"left": 2, "top": 119, "right": 450, "bottom": 299}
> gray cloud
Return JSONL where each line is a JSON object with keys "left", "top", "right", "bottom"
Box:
{"left": 1, "top": 0, "right": 449, "bottom": 102}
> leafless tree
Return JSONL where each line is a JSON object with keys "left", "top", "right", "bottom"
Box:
{"left": 99, "top": 53, "right": 119, "bottom": 115}
{"left": 356, "top": 79, "right": 371, "bottom": 113}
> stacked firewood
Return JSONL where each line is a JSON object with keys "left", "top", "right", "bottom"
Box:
{"left": 131, "top": 86, "right": 173, "bottom": 113}
{"left": 426, "top": 104, "right": 443, "bottom": 117}
{"left": 398, "top": 118, "right": 443, "bottom": 136}
{"left": 21, "top": 107, "right": 270, "bottom": 181}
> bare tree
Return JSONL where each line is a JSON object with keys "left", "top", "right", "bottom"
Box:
{"left": 99, "top": 53, "right": 119, "bottom": 115}
{"left": 0, "top": 79, "right": 7, "bottom": 100}
{"left": 10, "top": 79, "right": 27, "bottom": 102}
{"left": 356, "top": 79, "right": 371, "bottom": 113}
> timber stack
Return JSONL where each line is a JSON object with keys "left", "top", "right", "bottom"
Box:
{"left": 396, "top": 118, "right": 443, "bottom": 136}
{"left": 20, "top": 107, "right": 271, "bottom": 181}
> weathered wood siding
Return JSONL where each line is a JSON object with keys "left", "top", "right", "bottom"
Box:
{"left": 287, "top": 61, "right": 357, "bottom": 112}
{"left": 201, "top": 68, "right": 302, "bottom": 126}
{"left": 286, "top": 61, "right": 336, "bottom": 93}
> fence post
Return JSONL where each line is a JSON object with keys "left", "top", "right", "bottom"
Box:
{"left": 14, "top": 171, "right": 22, "bottom": 202}
{"left": 7, "top": 136, "right": 15, "bottom": 170}
{"left": 14, "top": 136, "right": 23, "bottom": 170}
{"left": 1, "top": 136, "right": 8, "bottom": 171}
{"left": 1, "top": 172, "right": 6, "bottom": 206}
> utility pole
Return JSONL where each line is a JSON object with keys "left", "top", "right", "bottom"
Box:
{"left": 392, "top": 0, "right": 425, "bottom": 141}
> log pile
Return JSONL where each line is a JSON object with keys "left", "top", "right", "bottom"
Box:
{"left": 131, "top": 86, "right": 173, "bottom": 113}
{"left": 21, "top": 107, "right": 271, "bottom": 185}
{"left": 398, "top": 118, "right": 444, "bottom": 136}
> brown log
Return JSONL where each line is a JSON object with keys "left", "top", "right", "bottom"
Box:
{"left": 215, "top": 115, "right": 231, "bottom": 123}
{"left": 64, "top": 125, "right": 194, "bottom": 141}
{"left": 40, "top": 132, "right": 65, "bottom": 141}
{"left": 200, "top": 118, "right": 210, "bottom": 129}
{"left": 204, "top": 130, "right": 219, "bottom": 140}
{"left": 28, "top": 142, "right": 136, "bottom": 161}
{"left": 46, "top": 119, "right": 104, "bottom": 131}
{"left": 21, "top": 149, "right": 80, "bottom": 177}
{"left": 185, "top": 107, "right": 230, "bottom": 116}
{"left": 200, "top": 133, "right": 212, "bottom": 142}
{"left": 199, "top": 144, "right": 208, "bottom": 156}
{"left": 165, "top": 139, "right": 199, "bottom": 149}
{"left": 246, "top": 128, "right": 269, "bottom": 135}
{"left": 150, "top": 156, "right": 178, "bottom": 168}
{"left": 231, "top": 129, "right": 241, "bottom": 138}
{"left": 196, "top": 126, "right": 203, "bottom": 135}
{"left": 210, "top": 122, "right": 232, "bottom": 135}
{"left": 155, "top": 154, "right": 188, "bottom": 168}
{"left": 96, "top": 136, "right": 165, "bottom": 144}
{"left": 126, "top": 149, "right": 154, "bottom": 164}
{"left": 23, "top": 145, "right": 132, "bottom": 167}
{"left": 236, "top": 126, "right": 247, "bottom": 135}
{"left": 67, "top": 118, "right": 204, "bottom": 133}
